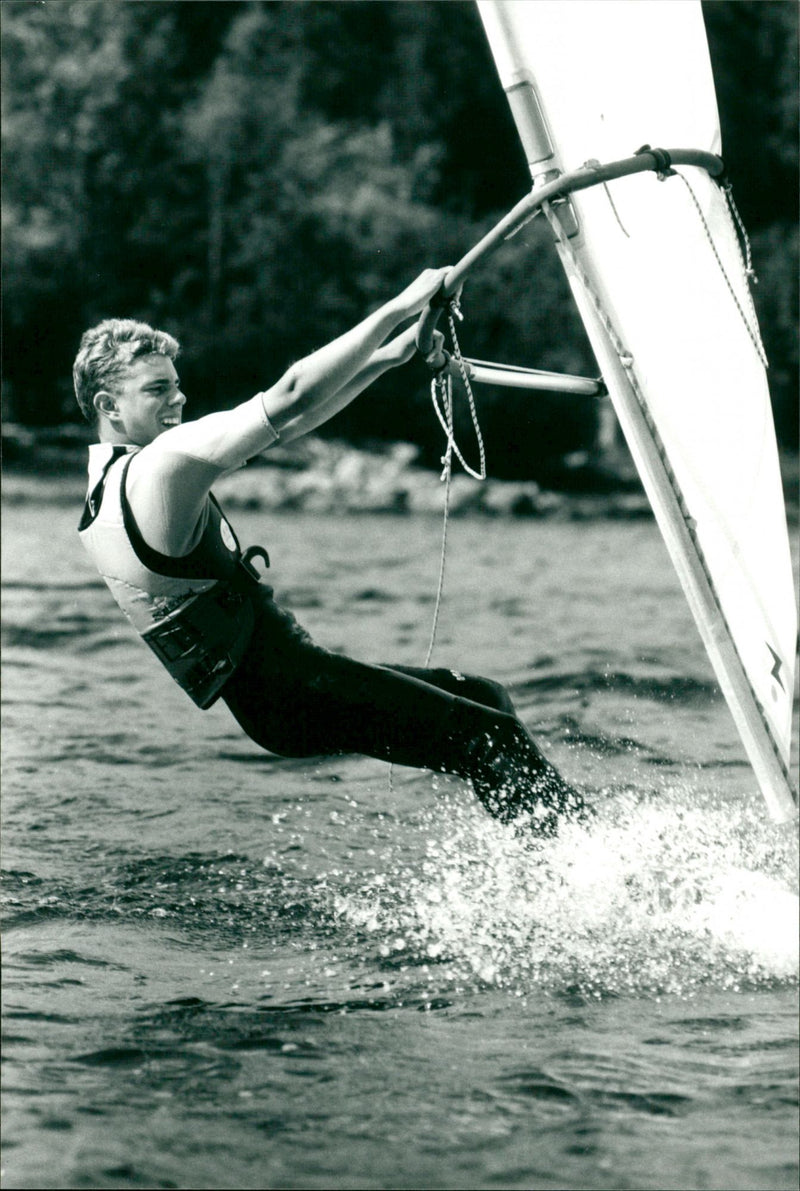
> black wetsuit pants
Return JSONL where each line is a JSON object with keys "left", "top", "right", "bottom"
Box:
{"left": 222, "top": 586, "right": 580, "bottom": 828}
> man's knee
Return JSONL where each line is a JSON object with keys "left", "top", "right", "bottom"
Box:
{"left": 452, "top": 672, "right": 516, "bottom": 714}
{"left": 383, "top": 664, "right": 515, "bottom": 713}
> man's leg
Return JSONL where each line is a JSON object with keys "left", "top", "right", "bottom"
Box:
{"left": 222, "top": 592, "right": 581, "bottom": 829}
{"left": 344, "top": 666, "right": 578, "bottom": 827}
{"left": 382, "top": 664, "right": 517, "bottom": 715}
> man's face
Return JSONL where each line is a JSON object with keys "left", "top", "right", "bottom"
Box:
{"left": 102, "top": 354, "right": 185, "bottom": 446}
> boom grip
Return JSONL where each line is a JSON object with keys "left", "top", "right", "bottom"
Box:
{"left": 415, "top": 303, "right": 446, "bottom": 368}
{"left": 415, "top": 272, "right": 462, "bottom": 370}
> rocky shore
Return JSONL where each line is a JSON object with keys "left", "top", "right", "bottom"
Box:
{"left": 3, "top": 423, "right": 797, "bottom": 523}
{"left": 209, "top": 438, "right": 657, "bottom": 521}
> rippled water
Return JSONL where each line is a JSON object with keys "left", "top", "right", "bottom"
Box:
{"left": 2, "top": 486, "right": 798, "bottom": 1190}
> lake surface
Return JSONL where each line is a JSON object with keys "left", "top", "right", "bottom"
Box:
{"left": 2, "top": 484, "right": 798, "bottom": 1190}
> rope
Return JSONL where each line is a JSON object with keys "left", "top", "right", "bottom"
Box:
{"left": 429, "top": 302, "right": 487, "bottom": 483}
{"left": 424, "top": 411, "right": 452, "bottom": 667}
{"left": 424, "top": 298, "right": 487, "bottom": 666}
{"left": 722, "top": 181, "right": 758, "bottom": 283}
{"left": 672, "top": 170, "right": 768, "bottom": 369}
{"left": 388, "top": 299, "right": 487, "bottom": 792}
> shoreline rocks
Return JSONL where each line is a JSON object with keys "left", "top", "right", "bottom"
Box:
{"left": 3, "top": 423, "right": 797, "bottom": 523}
{"left": 210, "top": 441, "right": 652, "bottom": 520}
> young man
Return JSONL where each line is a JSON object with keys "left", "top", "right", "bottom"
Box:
{"left": 75, "top": 268, "right": 582, "bottom": 831}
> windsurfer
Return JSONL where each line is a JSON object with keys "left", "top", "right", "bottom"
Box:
{"left": 74, "top": 269, "right": 582, "bottom": 831}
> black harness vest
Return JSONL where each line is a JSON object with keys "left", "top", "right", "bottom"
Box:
{"left": 80, "top": 450, "right": 270, "bottom": 709}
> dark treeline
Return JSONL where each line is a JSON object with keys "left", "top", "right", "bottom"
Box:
{"left": 3, "top": 0, "right": 797, "bottom": 478}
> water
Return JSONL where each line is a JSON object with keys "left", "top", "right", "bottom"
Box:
{"left": 2, "top": 484, "right": 798, "bottom": 1190}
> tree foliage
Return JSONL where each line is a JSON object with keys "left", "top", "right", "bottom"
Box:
{"left": 2, "top": 0, "right": 797, "bottom": 469}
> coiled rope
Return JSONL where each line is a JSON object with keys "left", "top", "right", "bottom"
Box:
{"left": 430, "top": 302, "right": 487, "bottom": 483}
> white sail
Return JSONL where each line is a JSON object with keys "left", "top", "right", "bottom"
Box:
{"left": 478, "top": 0, "right": 797, "bottom": 820}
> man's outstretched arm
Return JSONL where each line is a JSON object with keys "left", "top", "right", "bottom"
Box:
{"left": 260, "top": 268, "right": 446, "bottom": 443}
{"left": 128, "top": 268, "right": 447, "bottom": 556}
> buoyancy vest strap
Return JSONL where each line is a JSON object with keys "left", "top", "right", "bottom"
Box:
{"left": 241, "top": 544, "right": 271, "bottom": 580}
{"left": 118, "top": 454, "right": 244, "bottom": 582}
{"left": 79, "top": 443, "right": 269, "bottom": 708}
{"left": 77, "top": 445, "right": 130, "bottom": 531}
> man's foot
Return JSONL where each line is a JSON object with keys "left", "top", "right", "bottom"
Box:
{"left": 467, "top": 720, "right": 584, "bottom": 832}
{"left": 472, "top": 758, "right": 583, "bottom": 831}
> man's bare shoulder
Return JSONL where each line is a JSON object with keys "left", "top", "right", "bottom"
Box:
{"left": 125, "top": 436, "right": 220, "bottom": 557}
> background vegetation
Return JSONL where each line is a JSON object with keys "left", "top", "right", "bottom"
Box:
{"left": 3, "top": 0, "right": 797, "bottom": 480}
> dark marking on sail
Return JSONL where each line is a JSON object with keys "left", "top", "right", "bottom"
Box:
{"left": 767, "top": 643, "right": 785, "bottom": 692}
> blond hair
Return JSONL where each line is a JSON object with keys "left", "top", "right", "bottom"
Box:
{"left": 73, "top": 319, "right": 180, "bottom": 423}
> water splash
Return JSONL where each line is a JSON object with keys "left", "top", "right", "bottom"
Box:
{"left": 332, "top": 781, "right": 799, "bottom": 999}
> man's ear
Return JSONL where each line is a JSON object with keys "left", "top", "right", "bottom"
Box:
{"left": 93, "top": 390, "right": 118, "bottom": 420}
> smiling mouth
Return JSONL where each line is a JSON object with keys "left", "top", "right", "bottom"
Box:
{"left": 160, "top": 416, "right": 182, "bottom": 427}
